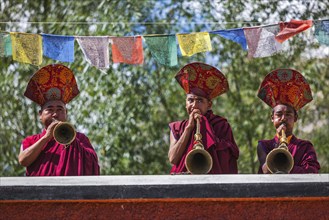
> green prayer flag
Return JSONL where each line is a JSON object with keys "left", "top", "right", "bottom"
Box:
{"left": 314, "top": 20, "right": 329, "bottom": 46}
{"left": 143, "top": 35, "right": 177, "bottom": 67}
{"left": 0, "top": 33, "right": 12, "bottom": 57}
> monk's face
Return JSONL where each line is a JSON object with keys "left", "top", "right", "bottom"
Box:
{"left": 186, "top": 94, "right": 212, "bottom": 115}
{"left": 39, "top": 100, "right": 67, "bottom": 128}
{"left": 271, "top": 104, "right": 298, "bottom": 136}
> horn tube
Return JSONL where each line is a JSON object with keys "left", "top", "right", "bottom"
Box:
{"left": 265, "top": 129, "right": 294, "bottom": 174}
{"left": 185, "top": 117, "right": 213, "bottom": 174}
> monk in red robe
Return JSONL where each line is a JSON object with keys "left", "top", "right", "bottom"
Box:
{"left": 19, "top": 64, "right": 100, "bottom": 176}
{"left": 168, "top": 62, "right": 239, "bottom": 174}
{"left": 257, "top": 68, "right": 320, "bottom": 174}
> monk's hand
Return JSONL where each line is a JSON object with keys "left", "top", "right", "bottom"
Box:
{"left": 193, "top": 109, "right": 201, "bottom": 121}
{"left": 187, "top": 109, "right": 201, "bottom": 129}
{"left": 44, "top": 120, "right": 60, "bottom": 140}
{"left": 262, "top": 163, "right": 270, "bottom": 174}
{"left": 277, "top": 123, "right": 286, "bottom": 136}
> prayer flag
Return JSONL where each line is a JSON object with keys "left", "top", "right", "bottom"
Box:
{"left": 210, "top": 28, "right": 247, "bottom": 50}
{"left": 177, "top": 32, "right": 212, "bottom": 56}
{"left": 42, "top": 34, "right": 75, "bottom": 62}
{"left": 244, "top": 24, "right": 283, "bottom": 58}
{"left": 314, "top": 20, "right": 329, "bottom": 46}
{"left": 110, "top": 36, "right": 144, "bottom": 64}
{"left": 0, "top": 32, "right": 12, "bottom": 57}
{"left": 143, "top": 34, "right": 177, "bottom": 67}
{"left": 76, "top": 36, "right": 110, "bottom": 69}
{"left": 10, "top": 32, "right": 42, "bottom": 66}
{"left": 275, "top": 19, "right": 313, "bottom": 43}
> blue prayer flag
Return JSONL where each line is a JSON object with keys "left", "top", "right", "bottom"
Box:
{"left": 210, "top": 28, "right": 247, "bottom": 50}
{"left": 42, "top": 34, "right": 75, "bottom": 62}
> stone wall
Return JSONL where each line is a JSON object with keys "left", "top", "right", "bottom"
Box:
{"left": 1, "top": 174, "right": 328, "bottom": 219}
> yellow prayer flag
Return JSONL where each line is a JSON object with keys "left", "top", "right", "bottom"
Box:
{"left": 177, "top": 32, "right": 212, "bottom": 57}
{"left": 10, "top": 32, "right": 43, "bottom": 66}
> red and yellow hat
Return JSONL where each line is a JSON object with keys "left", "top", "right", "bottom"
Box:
{"left": 175, "top": 62, "right": 229, "bottom": 100}
{"left": 24, "top": 64, "right": 80, "bottom": 106}
{"left": 257, "top": 68, "right": 313, "bottom": 111}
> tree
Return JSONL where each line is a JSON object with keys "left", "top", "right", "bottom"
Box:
{"left": 1, "top": 0, "right": 328, "bottom": 176}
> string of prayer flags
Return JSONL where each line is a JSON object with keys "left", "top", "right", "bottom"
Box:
{"left": 76, "top": 36, "right": 110, "bottom": 69}
{"left": 244, "top": 24, "right": 283, "bottom": 58}
{"left": 210, "top": 28, "right": 247, "bottom": 50}
{"left": 110, "top": 36, "right": 144, "bottom": 65}
{"left": 143, "top": 34, "right": 178, "bottom": 67}
{"left": 1, "top": 19, "right": 328, "bottom": 67}
{"left": 275, "top": 19, "right": 313, "bottom": 43}
{"left": 176, "top": 32, "right": 212, "bottom": 56}
{"left": 0, "top": 32, "right": 12, "bottom": 57}
{"left": 10, "top": 32, "right": 43, "bottom": 66}
{"left": 314, "top": 20, "right": 329, "bottom": 46}
{"left": 42, "top": 34, "right": 75, "bottom": 63}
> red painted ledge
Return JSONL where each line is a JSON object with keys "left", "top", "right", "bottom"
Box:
{"left": 2, "top": 197, "right": 329, "bottom": 220}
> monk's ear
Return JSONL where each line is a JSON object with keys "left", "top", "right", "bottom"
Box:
{"left": 38, "top": 107, "right": 43, "bottom": 116}
{"left": 64, "top": 107, "right": 68, "bottom": 120}
{"left": 208, "top": 100, "right": 212, "bottom": 109}
{"left": 38, "top": 108, "right": 43, "bottom": 121}
{"left": 294, "top": 112, "right": 298, "bottom": 122}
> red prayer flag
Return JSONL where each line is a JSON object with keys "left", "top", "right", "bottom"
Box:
{"left": 110, "top": 36, "right": 144, "bottom": 64}
{"left": 275, "top": 19, "right": 313, "bottom": 43}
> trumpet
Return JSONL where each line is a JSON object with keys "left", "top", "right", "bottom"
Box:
{"left": 53, "top": 120, "right": 76, "bottom": 146}
{"left": 265, "top": 129, "right": 294, "bottom": 174}
{"left": 185, "top": 117, "right": 213, "bottom": 174}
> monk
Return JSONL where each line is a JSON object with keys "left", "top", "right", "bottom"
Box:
{"left": 257, "top": 68, "right": 320, "bottom": 174}
{"left": 19, "top": 64, "right": 100, "bottom": 176}
{"left": 168, "top": 62, "right": 239, "bottom": 174}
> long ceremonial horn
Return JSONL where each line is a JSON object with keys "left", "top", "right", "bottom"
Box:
{"left": 185, "top": 117, "right": 213, "bottom": 174}
{"left": 265, "top": 129, "right": 294, "bottom": 174}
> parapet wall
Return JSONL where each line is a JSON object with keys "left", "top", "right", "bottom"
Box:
{"left": 1, "top": 174, "right": 328, "bottom": 219}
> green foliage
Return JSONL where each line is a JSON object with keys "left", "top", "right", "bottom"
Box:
{"left": 1, "top": 0, "right": 328, "bottom": 176}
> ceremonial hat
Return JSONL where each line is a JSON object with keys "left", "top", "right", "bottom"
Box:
{"left": 175, "top": 62, "right": 229, "bottom": 100}
{"left": 24, "top": 64, "right": 80, "bottom": 106}
{"left": 257, "top": 68, "right": 313, "bottom": 111}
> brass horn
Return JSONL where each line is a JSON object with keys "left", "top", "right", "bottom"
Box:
{"left": 185, "top": 117, "right": 213, "bottom": 174}
{"left": 53, "top": 121, "right": 76, "bottom": 146}
{"left": 265, "top": 129, "right": 294, "bottom": 174}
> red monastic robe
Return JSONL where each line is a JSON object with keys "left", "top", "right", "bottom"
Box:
{"left": 21, "top": 129, "right": 100, "bottom": 176}
{"left": 169, "top": 110, "right": 239, "bottom": 174}
{"left": 258, "top": 135, "right": 320, "bottom": 173}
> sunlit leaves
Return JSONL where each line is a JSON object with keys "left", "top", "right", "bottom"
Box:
{"left": 1, "top": 0, "right": 328, "bottom": 176}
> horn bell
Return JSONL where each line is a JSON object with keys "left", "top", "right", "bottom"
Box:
{"left": 53, "top": 122, "right": 76, "bottom": 145}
